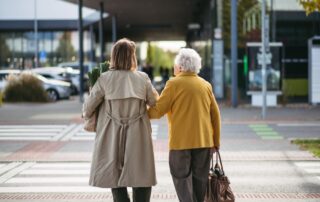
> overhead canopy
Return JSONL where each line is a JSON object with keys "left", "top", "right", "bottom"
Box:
{"left": 0, "top": 0, "right": 108, "bottom": 30}
{"left": 65, "top": 0, "right": 209, "bottom": 41}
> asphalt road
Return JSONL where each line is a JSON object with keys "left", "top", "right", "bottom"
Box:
{"left": 0, "top": 98, "right": 319, "bottom": 201}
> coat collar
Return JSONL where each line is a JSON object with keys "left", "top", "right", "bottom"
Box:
{"left": 176, "top": 72, "right": 197, "bottom": 77}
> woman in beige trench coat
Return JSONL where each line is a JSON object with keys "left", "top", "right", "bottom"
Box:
{"left": 82, "top": 38, "right": 158, "bottom": 202}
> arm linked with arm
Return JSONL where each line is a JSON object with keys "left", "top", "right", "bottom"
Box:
{"left": 147, "top": 80, "right": 173, "bottom": 119}
{"left": 146, "top": 76, "right": 159, "bottom": 107}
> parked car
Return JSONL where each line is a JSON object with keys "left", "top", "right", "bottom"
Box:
{"left": 0, "top": 69, "right": 71, "bottom": 102}
{"left": 58, "top": 62, "right": 97, "bottom": 73}
{"left": 33, "top": 73, "right": 71, "bottom": 101}
{"left": 30, "top": 67, "right": 83, "bottom": 95}
{"left": 0, "top": 69, "right": 21, "bottom": 92}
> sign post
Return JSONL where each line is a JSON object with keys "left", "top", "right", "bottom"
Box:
{"left": 261, "top": 0, "right": 269, "bottom": 119}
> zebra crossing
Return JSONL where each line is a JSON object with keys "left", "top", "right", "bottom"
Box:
{"left": 0, "top": 162, "right": 104, "bottom": 193}
{"left": 0, "top": 124, "right": 159, "bottom": 141}
{"left": 294, "top": 161, "right": 320, "bottom": 181}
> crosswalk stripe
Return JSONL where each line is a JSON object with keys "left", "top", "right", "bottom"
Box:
{"left": 0, "top": 162, "right": 22, "bottom": 175}
{"left": 6, "top": 177, "right": 89, "bottom": 183}
{"left": 278, "top": 123, "right": 320, "bottom": 127}
{"left": 0, "top": 123, "right": 159, "bottom": 141}
{"left": 0, "top": 186, "right": 106, "bottom": 193}
{"left": 294, "top": 162, "right": 320, "bottom": 167}
{"left": 32, "top": 163, "right": 90, "bottom": 168}
{"left": 20, "top": 169, "right": 90, "bottom": 175}
{"left": 304, "top": 168, "right": 320, "bottom": 174}
{"left": 51, "top": 124, "right": 77, "bottom": 141}
{"left": 0, "top": 125, "right": 66, "bottom": 129}
{"left": 0, "top": 129, "right": 62, "bottom": 132}
{"left": 0, "top": 133, "right": 58, "bottom": 136}
{"left": 0, "top": 162, "right": 35, "bottom": 183}
{"left": 0, "top": 137, "right": 52, "bottom": 140}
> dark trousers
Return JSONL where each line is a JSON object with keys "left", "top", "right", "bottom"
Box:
{"left": 169, "top": 148, "right": 211, "bottom": 202}
{"left": 111, "top": 187, "right": 151, "bottom": 202}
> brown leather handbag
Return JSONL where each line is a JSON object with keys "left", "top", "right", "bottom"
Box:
{"left": 205, "top": 151, "right": 235, "bottom": 202}
{"left": 83, "top": 111, "right": 98, "bottom": 132}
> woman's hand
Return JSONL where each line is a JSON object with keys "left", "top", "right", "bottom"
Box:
{"left": 211, "top": 146, "right": 220, "bottom": 153}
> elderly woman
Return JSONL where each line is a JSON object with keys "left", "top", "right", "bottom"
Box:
{"left": 148, "top": 48, "right": 221, "bottom": 202}
{"left": 83, "top": 38, "right": 158, "bottom": 202}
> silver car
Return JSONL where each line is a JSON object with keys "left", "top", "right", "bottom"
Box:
{"left": 34, "top": 74, "right": 71, "bottom": 101}
{"left": 30, "top": 67, "right": 80, "bottom": 95}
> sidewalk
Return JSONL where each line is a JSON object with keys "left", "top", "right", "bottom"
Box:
{"left": 0, "top": 98, "right": 319, "bottom": 201}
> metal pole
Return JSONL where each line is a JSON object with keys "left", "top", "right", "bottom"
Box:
{"left": 34, "top": 0, "right": 38, "bottom": 67}
{"left": 231, "top": 0, "right": 238, "bottom": 107}
{"left": 99, "top": 1, "right": 104, "bottom": 63}
{"left": 271, "top": 0, "right": 276, "bottom": 41}
{"left": 89, "top": 25, "right": 95, "bottom": 62}
{"left": 261, "top": 0, "right": 267, "bottom": 118}
{"left": 78, "top": 0, "right": 84, "bottom": 102}
{"left": 112, "top": 15, "right": 117, "bottom": 43}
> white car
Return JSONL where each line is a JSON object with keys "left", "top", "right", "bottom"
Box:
{"left": 0, "top": 69, "right": 21, "bottom": 92}
{"left": 30, "top": 67, "right": 80, "bottom": 94}
{"left": 0, "top": 69, "right": 71, "bottom": 102}
{"left": 58, "top": 62, "right": 97, "bottom": 73}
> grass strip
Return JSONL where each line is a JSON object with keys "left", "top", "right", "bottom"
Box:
{"left": 292, "top": 139, "right": 320, "bottom": 158}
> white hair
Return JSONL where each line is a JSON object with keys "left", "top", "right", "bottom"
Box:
{"left": 174, "top": 48, "right": 202, "bottom": 74}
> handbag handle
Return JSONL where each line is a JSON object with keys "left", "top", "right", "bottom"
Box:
{"left": 211, "top": 150, "right": 224, "bottom": 173}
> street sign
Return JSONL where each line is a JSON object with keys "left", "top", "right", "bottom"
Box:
{"left": 39, "top": 51, "right": 47, "bottom": 63}
{"left": 257, "top": 52, "right": 272, "bottom": 65}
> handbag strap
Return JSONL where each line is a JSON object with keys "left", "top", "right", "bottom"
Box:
{"left": 211, "top": 150, "right": 224, "bottom": 173}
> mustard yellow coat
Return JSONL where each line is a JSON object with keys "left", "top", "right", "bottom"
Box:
{"left": 148, "top": 72, "right": 221, "bottom": 150}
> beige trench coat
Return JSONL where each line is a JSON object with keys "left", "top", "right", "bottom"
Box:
{"left": 82, "top": 70, "right": 157, "bottom": 188}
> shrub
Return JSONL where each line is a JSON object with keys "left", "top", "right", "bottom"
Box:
{"left": 3, "top": 73, "right": 48, "bottom": 102}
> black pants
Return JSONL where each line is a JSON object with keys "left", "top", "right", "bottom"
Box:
{"left": 169, "top": 148, "right": 211, "bottom": 202}
{"left": 111, "top": 187, "right": 151, "bottom": 202}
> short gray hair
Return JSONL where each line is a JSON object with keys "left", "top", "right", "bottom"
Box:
{"left": 174, "top": 48, "right": 202, "bottom": 74}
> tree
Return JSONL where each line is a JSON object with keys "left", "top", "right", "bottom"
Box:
{"left": 299, "top": 0, "right": 320, "bottom": 15}
{"left": 56, "top": 32, "right": 76, "bottom": 62}
{"left": 223, "top": 0, "right": 259, "bottom": 50}
{"left": 0, "top": 34, "right": 10, "bottom": 67}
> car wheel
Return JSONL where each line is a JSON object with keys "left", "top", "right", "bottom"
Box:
{"left": 47, "top": 89, "right": 59, "bottom": 102}
{"left": 71, "top": 84, "right": 78, "bottom": 95}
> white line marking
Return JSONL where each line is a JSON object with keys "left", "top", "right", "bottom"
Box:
{"left": 61, "top": 125, "right": 83, "bottom": 141}
{"left": 5, "top": 177, "right": 88, "bottom": 183}
{"left": 52, "top": 124, "right": 77, "bottom": 141}
{"left": 0, "top": 137, "right": 52, "bottom": 140}
{"left": 0, "top": 133, "right": 58, "bottom": 136}
{"left": 278, "top": 123, "right": 320, "bottom": 127}
{"left": 0, "top": 125, "right": 66, "bottom": 129}
{"left": 0, "top": 162, "right": 22, "bottom": 175}
{"left": 32, "top": 163, "right": 90, "bottom": 168}
{"left": 0, "top": 162, "right": 35, "bottom": 183}
{"left": 0, "top": 186, "right": 107, "bottom": 193}
{"left": 304, "top": 169, "right": 320, "bottom": 174}
{"left": 71, "top": 137, "right": 95, "bottom": 140}
{"left": 294, "top": 162, "right": 320, "bottom": 167}
{"left": 20, "top": 169, "right": 89, "bottom": 175}
{"left": 0, "top": 129, "right": 62, "bottom": 133}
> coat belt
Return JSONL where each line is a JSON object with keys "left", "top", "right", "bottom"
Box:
{"left": 106, "top": 112, "right": 145, "bottom": 170}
